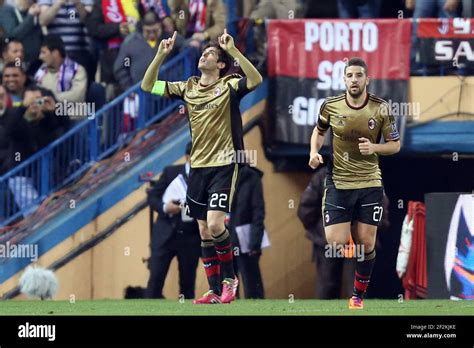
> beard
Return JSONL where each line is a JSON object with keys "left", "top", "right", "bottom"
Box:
{"left": 348, "top": 85, "right": 364, "bottom": 98}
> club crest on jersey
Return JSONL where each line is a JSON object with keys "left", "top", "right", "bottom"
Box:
{"left": 368, "top": 117, "right": 376, "bottom": 130}
{"left": 214, "top": 87, "right": 222, "bottom": 96}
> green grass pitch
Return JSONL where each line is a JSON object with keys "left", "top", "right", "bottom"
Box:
{"left": 1, "top": 299, "right": 473, "bottom": 315}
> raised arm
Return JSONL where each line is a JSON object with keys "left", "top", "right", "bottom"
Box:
{"left": 39, "top": 0, "right": 65, "bottom": 27}
{"left": 141, "top": 31, "right": 177, "bottom": 92}
{"left": 218, "top": 28, "right": 263, "bottom": 90}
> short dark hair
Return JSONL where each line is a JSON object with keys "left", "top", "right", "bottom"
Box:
{"left": 344, "top": 57, "right": 368, "bottom": 75}
{"left": 25, "top": 84, "right": 54, "bottom": 98}
{"left": 142, "top": 11, "right": 160, "bottom": 26}
{"left": 203, "top": 42, "right": 232, "bottom": 77}
{"left": 2, "top": 38, "right": 22, "bottom": 55}
{"left": 4, "top": 61, "right": 26, "bottom": 73}
{"left": 41, "top": 35, "right": 66, "bottom": 58}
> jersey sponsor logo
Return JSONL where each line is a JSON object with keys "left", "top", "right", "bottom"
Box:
{"left": 335, "top": 114, "right": 346, "bottom": 126}
{"left": 193, "top": 103, "right": 219, "bottom": 111}
{"left": 368, "top": 117, "right": 376, "bottom": 130}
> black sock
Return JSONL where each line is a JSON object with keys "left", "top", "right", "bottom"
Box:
{"left": 352, "top": 248, "right": 376, "bottom": 299}
{"left": 213, "top": 229, "right": 235, "bottom": 280}
{"left": 201, "top": 239, "right": 221, "bottom": 295}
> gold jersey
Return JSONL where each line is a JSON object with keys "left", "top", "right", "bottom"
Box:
{"left": 163, "top": 74, "right": 250, "bottom": 168}
{"left": 316, "top": 93, "right": 400, "bottom": 189}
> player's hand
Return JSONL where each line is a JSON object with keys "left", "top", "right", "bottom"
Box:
{"left": 165, "top": 201, "right": 181, "bottom": 215}
{"left": 308, "top": 152, "right": 323, "bottom": 169}
{"left": 159, "top": 31, "right": 177, "bottom": 55}
{"left": 218, "top": 28, "right": 235, "bottom": 52}
{"left": 358, "top": 137, "right": 375, "bottom": 155}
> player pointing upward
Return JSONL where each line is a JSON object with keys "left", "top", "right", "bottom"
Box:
{"left": 142, "top": 30, "right": 262, "bottom": 304}
{"left": 309, "top": 58, "right": 400, "bottom": 309}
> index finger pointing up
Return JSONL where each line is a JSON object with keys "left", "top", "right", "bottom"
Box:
{"left": 171, "top": 31, "right": 177, "bottom": 41}
{"left": 224, "top": 28, "right": 227, "bottom": 35}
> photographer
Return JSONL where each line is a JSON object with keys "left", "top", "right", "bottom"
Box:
{"left": 145, "top": 142, "right": 201, "bottom": 299}
{"left": 20, "top": 84, "right": 69, "bottom": 151}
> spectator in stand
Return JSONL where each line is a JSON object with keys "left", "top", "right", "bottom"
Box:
{"left": 20, "top": 84, "right": 69, "bottom": 150}
{"left": 2, "top": 61, "right": 29, "bottom": 106}
{"left": 2, "top": 38, "right": 39, "bottom": 78}
{"left": 244, "top": 0, "right": 304, "bottom": 73}
{"left": 336, "top": 0, "right": 381, "bottom": 18}
{"left": 0, "top": 0, "right": 43, "bottom": 67}
{"left": 0, "top": 0, "right": 17, "bottom": 35}
{"left": 140, "top": 0, "right": 175, "bottom": 33}
{"left": 85, "top": 0, "right": 141, "bottom": 99}
{"left": 38, "top": 0, "right": 96, "bottom": 84}
{"left": 2, "top": 39, "right": 24, "bottom": 67}
{"left": 406, "top": 0, "right": 461, "bottom": 17}
{"left": 168, "top": 0, "right": 226, "bottom": 48}
{"left": 305, "top": 3, "right": 338, "bottom": 18}
{"left": 35, "top": 35, "right": 87, "bottom": 106}
{"left": 0, "top": 83, "right": 34, "bottom": 175}
{"left": 248, "top": 0, "right": 304, "bottom": 18}
{"left": 113, "top": 11, "right": 183, "bottom": 92}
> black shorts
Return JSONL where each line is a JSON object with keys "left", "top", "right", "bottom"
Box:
{"left": 322, "top": 177, "right": 384, "bottom": 227}
{"left": 186, "top": 164, "right": 240, "bottom": 221}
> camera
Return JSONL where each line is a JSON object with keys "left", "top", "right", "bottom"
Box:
{"left": 35, "top": 97, "right": 44, "bottom": 106}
